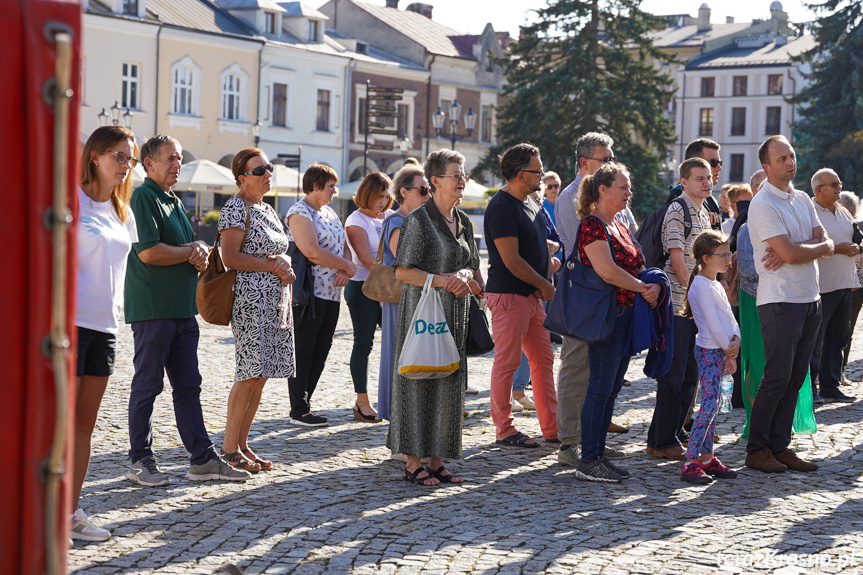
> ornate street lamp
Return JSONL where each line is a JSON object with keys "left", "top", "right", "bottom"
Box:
{"left": 252, "top": 119, "right": 263, "bottom": 147}
{"left": 97, "top": 108, "right": 109, "bottom": 126}
{"left": 123, "top": 107, "right": 134, "bottom": 128}
{"left": 432, "top": 100, "right": 476, "bottom": 149}
{"left": 110, "top": 101, "right": 122, "bottom": 126}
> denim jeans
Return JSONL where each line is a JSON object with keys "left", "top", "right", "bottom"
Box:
{"left": 810, "top": 289, "right": 851, "bottom": 398}
{"left": 647, "top": 315, "right": 699, "bottom": 450}
{"left": 512, "top": 352, "right": 530, "bottom": 392}
{"left": 581, "top": 306, "right": 633, "bottom": 463}
{"left": 128, "top": 318, "right": 216, "bottom": 465}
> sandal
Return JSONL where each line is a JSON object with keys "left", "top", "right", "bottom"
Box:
{"left": 220, "top": 449, "right": 261, "bottom": 473}
{"left": 495, "top": 432, "right": 539, "bottom": 448}
{"left": 242, "top": 448, "right": 273, "bottom": 471}
{"left": 426, "top": 465, "right": 463, "bottom": 484}
{"left": 353, "top": 404, "right": 382, "bottom": 423}
{"left": 403, "top": 467, "right": 437, "bottom": 486}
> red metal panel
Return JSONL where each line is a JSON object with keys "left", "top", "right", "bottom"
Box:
{"left": 0, "top": 1, "right": 81, "bottom": 573}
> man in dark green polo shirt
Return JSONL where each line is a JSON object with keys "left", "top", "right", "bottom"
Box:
{"left": 124, "top": 135, "right": 249, "bottom": 485}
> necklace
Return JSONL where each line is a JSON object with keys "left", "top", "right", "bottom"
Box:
{"left": 441, "top": 213, "right": 455, "bottom": 224}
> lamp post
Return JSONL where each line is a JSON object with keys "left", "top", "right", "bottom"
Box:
{"left": 97, "top": 101, "right": 134, "bottom": 128}
{"left": 252, "top": 119, "right": 263, "bottom": 147}
{"left": 397, "top": 136, "right": 411, "bottom": 161}
{"left": 432, "top": 100, "right": 476, "bottom": 150}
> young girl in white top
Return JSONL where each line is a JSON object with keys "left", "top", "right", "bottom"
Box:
{"left": 681, "top": 229, "right": 741, "bottom": 484}
{"left": 73, "top": 126, "right": 139, "bottom": 541}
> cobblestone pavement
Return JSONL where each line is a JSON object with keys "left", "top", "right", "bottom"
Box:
{"left": 70, "top": 291, "right": 863, "bottom": 574}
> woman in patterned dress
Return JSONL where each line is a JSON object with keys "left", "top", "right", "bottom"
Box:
{"left": 218, "top": 148, "right": 296, "bottom": 472}
{"left": 388, "top": 149, "right": 484, "bottom": 486}
{"left": 285, "top": 164, "right": 357, "bottom": 427}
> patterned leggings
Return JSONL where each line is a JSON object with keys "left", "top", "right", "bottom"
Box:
{"left": 686, "top": 346, "right": 725, "bottom": 460}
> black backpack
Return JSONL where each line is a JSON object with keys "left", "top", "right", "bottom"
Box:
{"left": 635, "top": 195, "right": 691, "bottom": 269}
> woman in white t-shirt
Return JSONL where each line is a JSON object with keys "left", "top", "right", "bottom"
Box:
{"left": 345, "top": 172, "right": 394, "bottom": 422}
{"left": 73, "top": 126, "right": 139, "bottom": 542}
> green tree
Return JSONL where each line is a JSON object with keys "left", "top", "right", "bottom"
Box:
{"left": 475, "top": 0, "right": 676, "bottom": 220}
{"left": 792, "top": 1, "right": 863, "bottom": 194}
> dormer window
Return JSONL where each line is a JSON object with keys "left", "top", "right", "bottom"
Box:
{"left": 356, "top": 41, "right": 368, "bottom": 55}
{"left": 308, "top": 19, "right": 319, "bottom": 42}
{"left": 265, "top": 12, "right": 276, "bottom": 34}
{"left": 122, "top": 0, "right": 138, "bottom": 15}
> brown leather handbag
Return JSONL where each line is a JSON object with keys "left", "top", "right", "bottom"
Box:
{"left": 362, "top": 213, "right": 404, "bottom": 304}
{"left": 196, "top": 208, "right": 250, "bottom": 325}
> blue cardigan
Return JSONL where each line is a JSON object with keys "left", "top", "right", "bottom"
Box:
{"left": 623, "top": 268, "right": 674, "bottom": 379}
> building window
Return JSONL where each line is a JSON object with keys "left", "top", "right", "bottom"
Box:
{"left": 481, "top": 105, "right": 493, "bottom": 142}
{"left": 485, "top": 49, "right": 494, "bottom": 72}
{"left": 122, "top": 0, "right": 138, "bottom": 15}
{"left": 768, "top": 74, "right": 783, "bottom": 95}
{"left": 699, "top": 108, "right": 713, "bottom": 137}
{"left": 766, "top": 106, "right": 782, "bottom": 134}
{"left": 316, "top": 89, "right": 330, "bottom": 131}
{"left": 701, "top": 77, "right": 715, "bottom": 97}
{"left": 265, "top": 12, "right": 276, "bottom": 34}
{"left": 733, "top": 76, "right": 748, "bottom": 97}
{"left": 308, "top": 20, "right": 319, "bottom": 42}
{"left": 731, "top": 107, "right": 746, "bottom": 136}
{"left": 121, "top": 62, "right": 138, "bottom": 110}
{"left": 730, "top": 154, "right": 744, "bottom": 182}
{"left": 397, "top": 104, "right": 409, "bottom": 137}
{"left": 221, "top": 73, "right": 242, "bottom": 120}
{"left": 272, "top": 83, "right": 287, "bottom": 127}
{"left": 172, "top": 66, "right": 194, "bottom": 115}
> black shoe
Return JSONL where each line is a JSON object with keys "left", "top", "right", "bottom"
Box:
{"left": 821, "top": 391, "right": 855, "bottom": 404}
{"left": 290, "top": 413, "right": 329, "bottom": 427}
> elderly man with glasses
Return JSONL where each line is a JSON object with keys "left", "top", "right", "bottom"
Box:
{"left": 809, "top": 168, "right": 860, "bottom": 404}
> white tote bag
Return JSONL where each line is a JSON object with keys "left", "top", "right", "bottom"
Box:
{"left": 397, "top": 274, "right": 461, "bottom": 379}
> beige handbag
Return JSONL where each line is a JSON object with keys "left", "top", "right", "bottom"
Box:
{"left": 196, "top": 208, "right": 250, "bottom": 325}
{"left": 362, "top": 214, "right": 404, "bottom": 304}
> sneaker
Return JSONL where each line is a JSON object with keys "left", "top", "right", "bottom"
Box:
{"left": 511, "top": 399, "right": 524, "bottom": 413}
{"left": 604, "top": 446, "right": 626, "bottom": 460}
{"left": 515, "top": 396, "right": 536, "bottom": 410}
{"left": 125, "top": 457, "right": 170, "bottom": 487}
{"left": 290, "top": 413, "right": 329, "bottom": 427}
{"left": 812, "top": 392, "right": 825, "bottom": 404}
{"left": 187, "top": 456, "right": 251, "bottom": 482}
{"left": 70, "top": 508, "right": 111, "bottom": 542}
{"left": 558, "top": 444, "right": 582, "bottom": 467}
{"left": 681, "top": 461, "right": 714, "bottom": 484}
{"left": 601, "top": 456, "right": 630, "bottom": 479}
{"left": 821, "top": 390, "right": 855, "bottom": 403}
{"left": 575, "top": 458, "right": 623, "bottom": 483}
{"left": 701, "top": 457, "right": 738, "bottom": 479}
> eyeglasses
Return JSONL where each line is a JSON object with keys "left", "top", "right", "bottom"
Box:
{"left": 521, "top": 169, "right": 545, "bottom": 175}
{"left": 708, "top": 252, "right": 733, "bottom": 260}
{"left": 585, "top": 156, "right": 617, "bottom": 164}
{"left": 406, "top": 185, "right": 430, "bottom": 196}
{"left": 108, "top": 151, "right": 138, "bottom": 168}
{"left": 708, "top": 158, "right": 723, "bottom": 168}
{"left": 818, "top": 181, "right": 842, "bottom": 190}
{"left": 243, "top": 163, "right": 274, "bottom": 177}
{"left": 437, "top": 173, "right": 470, "bottom": 182}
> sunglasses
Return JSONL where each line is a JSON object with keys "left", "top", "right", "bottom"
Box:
{"left": 406, "top": 185, "right": 430, "bottom": 196}
{"left": 586, "top": 156, "right": 617, "bottom": 164}
{"left": 708, "top": 158, "right": 723, "bottom": 168}
{"left": 242, "top": 163, "right": 274, "bottom": 177}
{"left": 108, "top": 150, "right": 139, "bottom": 168}
{"left": 545, "top": 183, "right": 560, "bottom": 189}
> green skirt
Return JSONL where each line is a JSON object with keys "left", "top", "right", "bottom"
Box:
{"left": 739, "top": 290, "right": 817, "bottom": 438}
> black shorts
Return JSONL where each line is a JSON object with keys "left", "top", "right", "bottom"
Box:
{"left": 76, "top": 327, "right": 117, "bottom": 377}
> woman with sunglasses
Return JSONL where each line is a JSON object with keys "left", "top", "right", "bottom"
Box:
{"left": 344, "top": 172, "right": 395, "bottom": 422}
{"left": 72, "top": 126, "right": 140, "bottom": 542}
{"left": 388, "top": 149, "right": 483, "bottom": 485}
{"left": 377, "top": 165, "right": 431, "bottom": 424}
{"left": 218, "top": 149, "right": 295, "bottom": 472}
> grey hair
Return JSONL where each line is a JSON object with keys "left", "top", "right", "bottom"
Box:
{"left": 839, "top": 191, "right": 859, "bottom": 218}
{"left": 390, "top": 165, "right": 425, "bottom": 203}
{"left": 575, "top": 132, "right": 614, "bottom": 168}
{"left": 811, "top": 168, "right": 838, "bottom": 193}
{"left": 424, "top": 149, "right": 465, "bottom": 193}
{"left": 749, "top": 169, "right": 767, "bottom": 193}
{"left": 141, "top": 134, "right": 181, "bottom": 173}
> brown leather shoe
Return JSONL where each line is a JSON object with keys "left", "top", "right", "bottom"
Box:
{"left": 774, "top": 449, "right": 819, "bottom": 471}
{"left": 609, "top": 421, "right": 629, "bottom": 434}
{"left": 651, "top": 445, "right": 686, "bottom": 460}
{"left": 645, "top": 446, "right": 655, "bottom": 455}
{"left": 745, "top": 447, "right": 787, "bottom": 473}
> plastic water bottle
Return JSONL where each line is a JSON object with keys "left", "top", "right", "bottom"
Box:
{"left": 719, "top": 374, "right": 733, "bottom": 414}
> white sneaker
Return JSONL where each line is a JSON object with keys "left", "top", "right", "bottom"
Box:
{"left": 511, "top": 398, "right": 524, "bottom": 412}
{"left": 70, "top": 508, "right": 111, "bottom": 542}
{"left": 515, "top": 395, "right": 536, "bottom": 410}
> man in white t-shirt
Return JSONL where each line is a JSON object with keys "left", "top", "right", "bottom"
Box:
{"left": 745, "top": 135, "right": 833, "bottom": 474}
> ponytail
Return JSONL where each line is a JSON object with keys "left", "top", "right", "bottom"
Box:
{"left": 682, "top": 229, "right": 728, "bottom": 319}
{"left": 577, "top": 162, "right": 630, "bottom": 220}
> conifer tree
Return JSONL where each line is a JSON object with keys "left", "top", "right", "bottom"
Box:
{"left": 792, "top": 0, "right": 863, "bottom": 193}
{"left": 476, "top": 0, "right": 676, "bottom": 219}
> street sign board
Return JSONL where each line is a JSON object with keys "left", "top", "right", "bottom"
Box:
{"left": 369, "top": 95, "right": 403, "bottom": 101}
{"left": 369, "top": 112, "right": 403, "bottom": 118}
{"left": 368, "top": 87, "right": 404, "bottom": 94}
{"left": 367, "top": 121, "right": 388, "bottom": 128}
{"left": 368, "top": 128, "right": 399, "bottom": 136}
{"left": 367, "top": 144, "right": 393, "bottom": 151}
{"left": 369, "top": 104, "right": 396, "bottom": 112}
